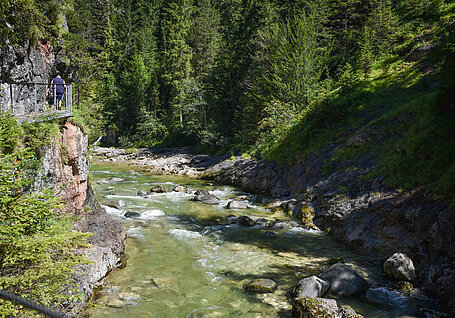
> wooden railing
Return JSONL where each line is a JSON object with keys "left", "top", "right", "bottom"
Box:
{"left": 0, "top": 82, "right": 73, "bottom": 123}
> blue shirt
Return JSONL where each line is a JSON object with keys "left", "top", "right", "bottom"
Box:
{"left": 52, "top": 77, "right": 65, "bottom": 93}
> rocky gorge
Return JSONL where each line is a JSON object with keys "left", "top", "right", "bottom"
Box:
{"left": 92, "top": 146, "right": 454, "bottom": 316}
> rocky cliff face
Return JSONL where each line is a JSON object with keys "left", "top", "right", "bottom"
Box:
{"left": 36, "top": 121, "right": 90, "bottom": 214}
{"left": 36, "top": 121, "right": 125, "bottom": 316}
{"left": 0, "top": 39, "right": 73, "bottom": 114}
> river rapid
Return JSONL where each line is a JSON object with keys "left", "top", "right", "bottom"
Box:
{"left": 88, "top": 161, "right": 438, "bottom": 318}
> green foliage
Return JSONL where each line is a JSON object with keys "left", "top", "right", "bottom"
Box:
{"left": 0, "top": 0, "right": 46, "bottom": 45}
{"left": 0, "top": 114, "right": 90, "bottom": 316}
{"left": 358, "top": 26, "right": 374, "bottom": 78}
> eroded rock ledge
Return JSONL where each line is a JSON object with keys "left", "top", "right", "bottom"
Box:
{"left": 92, "top": 146, "right": 455, "bottom": 314}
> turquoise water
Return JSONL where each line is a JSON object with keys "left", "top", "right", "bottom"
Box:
{"left": 88, "top": 162, "right": 438, "bottom": 317}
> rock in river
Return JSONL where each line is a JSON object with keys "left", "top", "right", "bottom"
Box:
{"left": 383, "top": 253, "right": 416, "bottom": 281}
{"left": 292, "top": 297, "right": 339, "bottom": 318}
{"left": 173, "top": 185, "right": 187, "bottom": 192}
{"left": 226, "top": 200, "right": 248, "bottom": 209}
{"left": 238, "top": 216, "right": 255, "bottom": 227}
{"left": 245, "top": 278, "right": 277, "bottom": 293}
{"left": 150, "top": 185, "right": 167, "bottom": 193}
{"left": 106, "top": 199, "right": 126, "bottom": 210}
{"left": 320, "top": 263, "right": 369, "bottom": 297}
{"left": 124, "top": 211, "right": 141, "bottom": 218}
{"left": 194, "top": 189, "right": 209, "bottom": 195}
{"left": 192, "top": 194, "right": 220, "bottom": 205}
{"left": 292, "top": 275, "right": 330, "bottom": 298}
{"left": 292, "top": 297, "right": 364, "bottom": 318}
{"left": 137, "top": 190, "right": 149, "bottom": 197}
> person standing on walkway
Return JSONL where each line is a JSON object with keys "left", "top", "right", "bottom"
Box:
{"left": 51, "top": 74, "right": 66, "bottom": 110}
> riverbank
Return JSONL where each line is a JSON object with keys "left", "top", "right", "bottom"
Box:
{"left": 92, "top": 146, "right": 454, "bottom": 315}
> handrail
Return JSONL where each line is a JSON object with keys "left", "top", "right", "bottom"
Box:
{"left": 0, "top": 289, "right": 66, "bottom": 318}
{"left": 5, "top": 82, "right": 58, "bottom": 85}
{"left": 0, "top": 81, "right": 73, "bottom": 123}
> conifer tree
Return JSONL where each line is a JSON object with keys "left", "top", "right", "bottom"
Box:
{"left": 161, "top": 0, "right": 194, "bottom": 129}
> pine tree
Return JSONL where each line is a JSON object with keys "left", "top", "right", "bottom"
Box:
{"left": 160, "top": 0, "right": 194, "bottom": 129}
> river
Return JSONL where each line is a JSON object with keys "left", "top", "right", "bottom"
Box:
{"left": 88, "top": 161, "right": 438, "bottom": 317}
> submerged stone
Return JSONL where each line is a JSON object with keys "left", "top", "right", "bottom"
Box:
{"left": 124, "top": 211, "right": 141, "bottom": 218}
{"left": 238, "top": 216, "right": 255, "bottom": 227}
{"left": 245, "top": 278, "right": 277, "bottom": 293}
{"left": 108, "top": 177, "right": 127, "bottom": 182}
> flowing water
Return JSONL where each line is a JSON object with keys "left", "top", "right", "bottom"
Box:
{"left": 88, "top": 161, "right": 438, "bottom": 318}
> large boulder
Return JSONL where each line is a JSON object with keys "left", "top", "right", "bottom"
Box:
{"left": 292, "top": 275, "right": 330, "bottom": 298}
{"left": 292, "top": 297, "right": 339, "bottom": 318}
{"left": 383, "top": 253, "right": 416, "bottom": 281}
{"left": 192, "top": 194, "right": 220, "bottom": 205}
{"left": 150, "top": 185, "right": 167, "bottom": 193}
{"left": 320, "top": 263, "right": 369, "bottom": 297}
{"left": 245, "top": 278, "right": 277, "bottom": 293}
{"left": 227, "top": 200, "right": 248, "bottom": 209}
{"left": 292, "top": 297, "right": 364, "bottom": 318}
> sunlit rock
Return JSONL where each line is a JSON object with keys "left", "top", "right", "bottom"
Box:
{"left": 383, "top": 253, "right": 416, "bottom": 281}
{"left": 245, "top": 278, "right": 277, "bottom": 293}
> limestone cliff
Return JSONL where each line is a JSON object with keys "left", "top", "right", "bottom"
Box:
{"left": 0, "top": 39, "right": 73, "bottom": 114}
{"left": 36, "top": 121, "right": 125, "bottom": 316}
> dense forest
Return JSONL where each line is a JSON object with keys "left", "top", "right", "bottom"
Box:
{"left": 2, "top": 0, "right": 454, "bottom": 195}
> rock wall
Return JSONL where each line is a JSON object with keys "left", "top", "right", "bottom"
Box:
{"left": 36, "top": 121, "right": 125, "bottom": 316}
{"left": 0, "top": 39, "right": 73, "bottom": 115}
{"left": 36, "top": 121, "right": 90, "bottom": 214}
